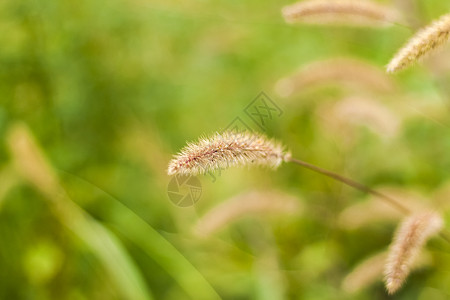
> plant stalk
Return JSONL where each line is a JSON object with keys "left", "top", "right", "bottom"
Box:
{"left": 288, "top": 157, "right": 450, "bottom": 245}
{"left": 288, "top": 157, "right": 411, "bottom": 214}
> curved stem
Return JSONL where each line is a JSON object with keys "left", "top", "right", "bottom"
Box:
{"left": 287, "top": 157, "right": 411, "bottom": 214}
{"left": 288, "top": 157, "right": 450, "bottom": 245}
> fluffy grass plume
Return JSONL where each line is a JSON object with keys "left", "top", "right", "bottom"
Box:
{"left": 317, "top": 96, "right": 401, "bottom": 140}
{"left": 167, "top": 131, "right": 290, "bottom": 176}
{"left": 384, "top": 211, "right": 443, "bottom": 294}
{"left": 193, "top": 190, "right": 302, "bottom": 237}
{"left": 282, "top": 0, "right": 398, "bottom": 27}
{"left": 275, "top": 58, "right": 395, "bottom": 98}
{"left": 342, "top": 250, "right": 431, "bottom": 294}
{"left": 387, "top": 13, "right": 450, "bottom": 73}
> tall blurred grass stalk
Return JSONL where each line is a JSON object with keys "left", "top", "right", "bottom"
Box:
{"left": 6, "top": 123, "right": 154, "bottom": 300}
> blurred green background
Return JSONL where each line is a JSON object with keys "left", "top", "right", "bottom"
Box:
{"left": 2, "top": 0, "right": 450, "bottom": 299}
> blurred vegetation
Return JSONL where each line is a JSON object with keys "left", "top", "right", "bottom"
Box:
{"left": 2, "top": 0, "right": 450, "bottom": 299}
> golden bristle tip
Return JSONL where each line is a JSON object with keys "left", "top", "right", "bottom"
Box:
{"left": 167, "top": 131, "right": 291, "bottom": 176}
{"left": 387, "top": 13, "right": 450, "bottom": 73}
{"left": 281, "top": 0, "right": 399, "bottom": 27}
{"left": 384, "top": 211, "right": 443, "bottom": 294}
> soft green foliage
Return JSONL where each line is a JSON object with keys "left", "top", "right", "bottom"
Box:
{"left": 2, "top": 0, "right": 450, "bottom": 299}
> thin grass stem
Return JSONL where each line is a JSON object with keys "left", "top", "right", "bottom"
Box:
{"left": 287, "top": 157, "right": 411, "bottom": 214}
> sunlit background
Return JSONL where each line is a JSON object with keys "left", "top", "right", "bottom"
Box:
{"left": 2, "top": 0, "right": 450, "bottom": 299}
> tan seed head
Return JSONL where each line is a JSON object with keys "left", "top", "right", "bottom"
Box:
{"left": 167, "top": 131, "right": 290, "bottom": 176}
{"left": 387, "top": 13, "right": 450, "bottom": 73}
{"left": 384, "top": 211, "right": 443, "bottom": 294}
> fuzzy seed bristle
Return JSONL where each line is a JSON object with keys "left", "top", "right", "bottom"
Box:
{"left": 384, "top": 211, "right": 443, "bottom": 294}
{"left": 167, "top": 131, "right": 290, "bottom": 176}
{"left": 282, "top": 0, "right": 398, "bottom": 27}
{"left": 387, "top": 13, "right": 450, "bottom": 73}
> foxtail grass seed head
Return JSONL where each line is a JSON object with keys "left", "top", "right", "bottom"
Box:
{"left": 282, "top": 0, "right": 399, "bottom": 27}
{"left": 387, "top": 13, "right": 450, "bottom": 73}
{"left": 275, "top": 58, "right": 395, "bottom": 98}
{"left": 318, "top": 96, "right": 401, "bottom": 139}
{"left": 384, "top": 211, "right": 443, "bottom": 294}
{"left": 342, "top": 250, "right": 432, "bottom": 294}
{"left": 343, "top": 251, "right": 388, "bottom": 294}
{"left": 194, "top": 190, "right": 302, "bottom": 237}
{"left": 167, "top": 131, "right": 290, "bottom": 176}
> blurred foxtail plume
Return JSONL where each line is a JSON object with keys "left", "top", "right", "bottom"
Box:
{"left": 7, "top": 123, "right": 62, "bottom": 199}
{"left": 275, "top": 58, "right": 395, "bottom": 98}
{"left": 342, "top": 250, "right": 432, "bottom": 294}
{"left": 282, "top": 0, "right": 399, "bottom": 27}
{"left": 317, "top": 96, "right": 401, "bottom": 141}
{"left": 193, "top": 190, "right": 302, "bottom": 237}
